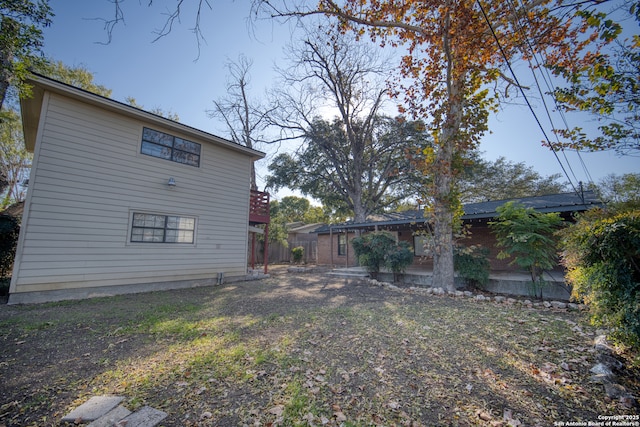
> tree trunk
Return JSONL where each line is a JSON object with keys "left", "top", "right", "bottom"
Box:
{"left": 250, "top": 164, "right": 257, "bottom": 191}
{"left": 431, "top": 140, "right": 455, "bottom": 291}
{"left": 0, "top": 50, "right": 12, "bottom": 111}
{"left": 352, "top": 189, "right": 366, "bottom": 223}
{"left": 350, "top": 133, "right": 366, "bottom": 223}
{"left": 430, "top": 7, "right": 460, "bottom": 292}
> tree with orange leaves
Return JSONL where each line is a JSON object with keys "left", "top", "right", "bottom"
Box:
{"left": 256, "top": 0, "right": 604, "bottom": 290}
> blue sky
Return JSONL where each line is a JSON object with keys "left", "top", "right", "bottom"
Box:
{"left": 41, "top": 0, "right": 638, "bottom": 199}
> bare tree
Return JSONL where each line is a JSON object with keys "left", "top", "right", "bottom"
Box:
{"left": 208, "top": 55, "right": 274, "bottom": 190}
{"left": 267, "top": 25, "right": 398, "bottom": 222}
{"left": 101, "top": 0, "right": 212, "bottom": 58}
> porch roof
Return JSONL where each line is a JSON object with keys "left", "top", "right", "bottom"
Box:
{"left": 315, "top": 190, "right": 603, "bottom": 233}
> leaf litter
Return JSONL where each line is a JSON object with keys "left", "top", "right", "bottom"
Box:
{"left": 0, "top": 271, "right": 637, "bottom": 426}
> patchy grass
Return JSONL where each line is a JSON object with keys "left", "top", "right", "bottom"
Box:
{"left": 0, "top": 273, "right": 637, "bottom": 426}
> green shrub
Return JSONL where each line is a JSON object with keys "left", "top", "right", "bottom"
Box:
{"left": 352, "top": 232, "right": 414, "bottom": 281}
{"left": 351, "top": 232, "right": 396, "bottom": 279}
{"left": 0, "top": 278, "right": 9, "bottom": 296}
{"left": 489, "top": 201, "right": 564, "bottom": 298}
{"left": 291, "top": 246, "right": 304, "bottom": 264}
{"left": 0, "top": 214, "right": 20, "bottom": 279}
{"left": 559, "top": 207, "right": 640, "bottom": 349}
{"left": 385, "top": 240, "right": 414, "bottom": 281}
{"left": 454, "top": 245, "right": 490, "bottom": 289}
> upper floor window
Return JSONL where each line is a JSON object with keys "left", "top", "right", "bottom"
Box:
{"left": 141, "top": 127, "right": 201, "bottom": 167}
{"left": 131, "top": 212, "right": 196, "bottom": 244}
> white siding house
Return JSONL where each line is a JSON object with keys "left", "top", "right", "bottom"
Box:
{"left": 9, "top": 74, "right": 265, "bottom": 304}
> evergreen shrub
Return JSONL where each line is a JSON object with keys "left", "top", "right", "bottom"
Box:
{"left": 291, "top": 246, "right": 304, "bottom": 264}
{"left": 454, "top": 245, "right": 490, "bottom": 289}
{"left": 560, "top": 207, "right": 640, "bottom": 349}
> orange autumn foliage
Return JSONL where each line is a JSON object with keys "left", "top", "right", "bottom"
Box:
{"left": 310, "top": 0, "right": 602, "bottom": 289}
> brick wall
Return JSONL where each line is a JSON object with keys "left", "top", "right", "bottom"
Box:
{"left": 317, "top": 231, "right": 359, "bottom": 267}
{"left": 316, "top": 219, "right": 549, "bottom": 272}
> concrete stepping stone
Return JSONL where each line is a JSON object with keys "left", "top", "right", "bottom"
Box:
{"left": 87, "top": 405, "right": 132, "bottom": 427}
{"left": 62, "top": 395, "right": 167, "bottom": 426}
{"left": 61, "top": 395, "right": 124, "bottom": 423}
{"left": 119, "top": 406, "right": 167, "bottom": 426}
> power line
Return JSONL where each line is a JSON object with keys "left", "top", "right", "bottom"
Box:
{"left": 476, "top": 0, "right": 581, "bottom": 195}
{"left": 506, "top": 0, "right": 596, "bottom": 186}
{"left": 505, "top": 0, "right": 581, "bottom": 186}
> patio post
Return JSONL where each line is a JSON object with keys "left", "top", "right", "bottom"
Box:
{"left": 263, "top": 223, "right": 269, "bottom": 274}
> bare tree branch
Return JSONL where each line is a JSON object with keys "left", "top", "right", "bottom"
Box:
{"left": 208, "top": 55, "right": 276, "bottom": 189}
{"left": 98, "top": 0, "right": 212, "bottom": 59}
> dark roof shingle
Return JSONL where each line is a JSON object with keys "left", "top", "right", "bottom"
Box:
{"left": 314, "top": 190, "right": 602, "bottom": 233}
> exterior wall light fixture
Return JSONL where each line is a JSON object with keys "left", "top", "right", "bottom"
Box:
{"left": 167, "top": 177, "right": 176, "bottom": 187}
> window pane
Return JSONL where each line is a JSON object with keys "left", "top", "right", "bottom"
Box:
{"left": 131, "top": 228, "right": 144, "bottom": 241}
{"left": 141, "top": 141, "right": 172, "bottom": 160}
{"left": 165, "top": 229, "right": 177, "bottom": 242}
{"left": 141, "top": 215, "right": 154, "bottom": 227}
{"left": 172, "top": 150, "right": 200, "bottom": 167}
{"left": 174, "top": 138, "right": 201, "bottom": 154}
{"left": 132, "top": 214, "right": 146, "bottom": 227}
{"left": 172, "top": 150, "right": 187, "bottom": 164}
{"left": 179, "top": 217, "right": 195, "bottom": 229}
{"left": 338, "top": 235, "right": 347, "bottom": 255}
{"left": 178, "top": 230, "right": 194, "bottom": 243}
{"left": 166, "top": 216, "right": 178, "bottom": 229}
{"left": 154, "top": 215, "right": 166, "bottom": 228}
{"left": 184, "top": 153, "right": 200, "bottom": 167}
{"left": 413, "top": 235, "right": 432, "bottom": 256}
{"left": 153, "top": 229, "right": 164, "bottom": 242}
{"left": 143, "top": 128, "right": 173, "bottom": 147}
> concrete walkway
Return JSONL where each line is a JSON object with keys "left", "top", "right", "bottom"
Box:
{"left": 61, "top": 395, "right": 167, "bottom": 427}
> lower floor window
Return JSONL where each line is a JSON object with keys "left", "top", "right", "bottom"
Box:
{"left": 338, "top": 234, "right": 347, "bottom": 255}
{"left": 131, "top": 212, "right": 195, "bottom": 243}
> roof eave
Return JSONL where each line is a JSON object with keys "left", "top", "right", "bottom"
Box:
{"left": 316, "top": 201, "right": 603, "bottom": 233}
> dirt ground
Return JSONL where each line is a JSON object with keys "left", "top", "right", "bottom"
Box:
{"left": 0, "top": 268, "right": 638, "bottom": 426}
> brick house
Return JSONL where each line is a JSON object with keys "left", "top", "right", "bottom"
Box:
{"left": 314, "top": 191, "right": 603, "bottom": 272}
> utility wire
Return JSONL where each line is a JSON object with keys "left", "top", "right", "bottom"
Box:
{"left": 475, "top": 0, "right": 581, "bottom": 196}
{"left": 508, "top": 0, "right": 596, "bottom": 186}
{"left": 504, "top": 0, "right": 582, "bottom": 186}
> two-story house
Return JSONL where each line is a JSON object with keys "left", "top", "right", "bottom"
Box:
{"left": 9, "top": 74, "right": 265, "bottom": 304}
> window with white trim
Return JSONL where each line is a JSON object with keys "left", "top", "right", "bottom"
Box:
{"left": 131, "top": 213, "right": 195, "bottom": 243}
{"left": 141, "top": 127, "right": 201, "bottom": 167}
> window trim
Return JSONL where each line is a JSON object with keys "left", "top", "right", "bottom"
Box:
{"left": 129, "top": 211, "right": 197, "bottom": 245}
{"left": 337, "top": 234, "right": 347, "bottom": 256}
{"left": 140, "top": 127, "right": 201, "bottom": 167}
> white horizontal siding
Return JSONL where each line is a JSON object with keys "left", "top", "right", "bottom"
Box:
{"left": 12, "top": 92, "right": 253, "bottom": 294}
